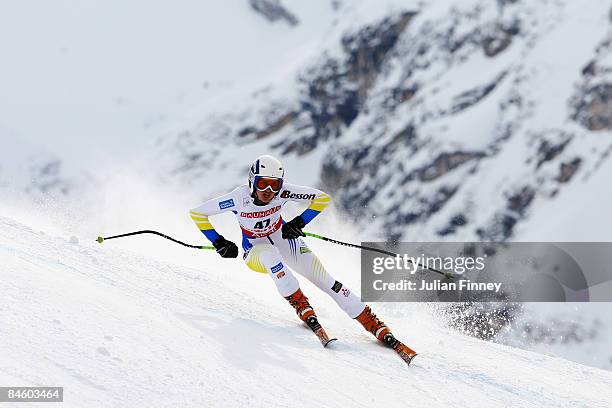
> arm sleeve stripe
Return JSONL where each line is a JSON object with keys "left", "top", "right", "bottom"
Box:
{"left": 190, "top": 214, "right": 215, "bottom": 231}
{"left": 307, "top": 193, "right": 331, "bottom": 212}
{"left": 190, "top": 212, "right": 217, "bottom": 237}
{"left": 191, "top": 215, "right": 210, "bottom": 222}
{"left": 300, "top": 209, "right": 320, "bottom": 223}
{"left": 201, "top": 229, "right": 221, "bottom": 242}
{"left": 307, "top": 202, "right": 329, "bottom": 212}
{"left": 311, "top": 194, "right": 330, "bottom": 203}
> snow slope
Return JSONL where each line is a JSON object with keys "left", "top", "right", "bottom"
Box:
{"left": 2, "top": 215, "right": 612, "bottom": 407}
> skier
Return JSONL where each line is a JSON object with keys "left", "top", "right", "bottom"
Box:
{"left": 189, "top": 154, "right": 416, "bottom": 364}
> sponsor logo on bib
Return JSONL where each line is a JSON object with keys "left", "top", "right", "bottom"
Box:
{"left": 240, "top": 205, "right": 281, "bottom": 218}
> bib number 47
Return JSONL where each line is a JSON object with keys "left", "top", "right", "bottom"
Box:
{"left": 253, "top": 219, "right": 271, "bottom": 229}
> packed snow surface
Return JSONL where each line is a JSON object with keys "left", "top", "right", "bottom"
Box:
{"left": 1, "top": 216, "right": 611, "bottom": 407}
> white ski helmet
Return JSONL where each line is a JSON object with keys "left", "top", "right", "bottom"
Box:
{"left": 248, "top": 154, "right": 284, "bottom": 194}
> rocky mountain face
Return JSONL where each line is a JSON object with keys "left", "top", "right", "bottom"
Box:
{"left": 248, "top": 0, "right": 299, "bottom": 27}
{"left": 156, "top": 0, "right": 612, "bottom": 243}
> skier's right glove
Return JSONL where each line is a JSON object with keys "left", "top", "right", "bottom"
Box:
{"left": 212, "top": 235, "right": 238, "bottom": 258}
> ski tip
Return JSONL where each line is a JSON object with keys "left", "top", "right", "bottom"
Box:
{"left": 324, "top": 338, "right": 338, "bottom": 348}
{"left": 96, "top": 236, "right": 104, "bottom": 244}
{"left": 404, "top": 353, "right": 417, "bottom": 366}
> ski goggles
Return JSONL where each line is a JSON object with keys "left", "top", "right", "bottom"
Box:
{"left": 254, "top": 176, "right": 283, "bottom": 193}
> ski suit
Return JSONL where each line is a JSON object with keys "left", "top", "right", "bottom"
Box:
{"left": 190, "top": 183, "right": 365, "bottom": 318}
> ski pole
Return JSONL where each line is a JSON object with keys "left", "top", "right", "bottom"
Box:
{"left": 304, "top": 232, "right": 453, "bottom": 280}
{"left": 96, "top": 230, "right": 452, "bottom": 278}
{"left": 96, "top": 230, "right": 215, "bottom": 250}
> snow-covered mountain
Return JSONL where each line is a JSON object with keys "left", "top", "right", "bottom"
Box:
{"left": 2, "top": 215, "right": 612, "bottom": 407}
{"left": 154, "top": 0, "right": 612, "bottom": 243}
{"left": 0, "top": 129, "right": 75, "bottom": 198}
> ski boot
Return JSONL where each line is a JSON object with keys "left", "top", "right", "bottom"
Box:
{"left": 285, "top": 288, "right": 337, "bottom": 347}
{"left": 356, "top": 305, "right": 417, "bottom": 365}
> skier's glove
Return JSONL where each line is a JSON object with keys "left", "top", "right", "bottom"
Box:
{"left": 212, "top": 235, "right": 238, "bottom": 258}
{"left": 282, "top": 216, "right": 306, "bottom": 240}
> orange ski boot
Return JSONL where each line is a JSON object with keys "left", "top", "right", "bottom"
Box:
{"left": 356, "top": 305, "right": 417, "bottom": 365}
{"left": 285, "top": 288, "right": 337, "bottom": 347}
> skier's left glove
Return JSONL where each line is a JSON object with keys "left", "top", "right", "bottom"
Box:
{"left": 282, "top": 216, "right": 306, "bottom": 240}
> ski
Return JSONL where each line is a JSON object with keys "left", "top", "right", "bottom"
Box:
{"left": 383, "top": 333, "right": 417, "bottom": 365}
{"left": 316, "top": 329, "right": 338, "bottom": 348}
{"left": 305, "top": 315, "right": 337, "bottom": 347}
{"left": 393, "top": 341, "right": 417, "bottom": 365}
